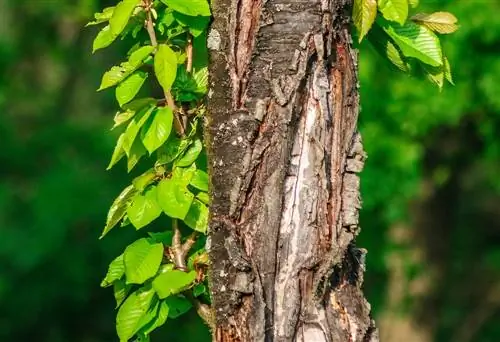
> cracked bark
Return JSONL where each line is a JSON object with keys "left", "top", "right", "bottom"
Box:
{"left": 206, "top": 0, "right": 378, "bottom": 341}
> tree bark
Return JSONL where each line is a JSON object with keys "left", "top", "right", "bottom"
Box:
{"left": 206, "top": 0, "right": 378, "bottom": 341}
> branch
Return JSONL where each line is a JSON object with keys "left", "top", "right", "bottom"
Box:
{"left": 186, "top": 35, "right": 193, "bottom": 74}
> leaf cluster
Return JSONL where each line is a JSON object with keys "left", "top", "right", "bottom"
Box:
{"left": 88, "top": 0, "right": 211, "bottom": 340}
{"left": 353, "top": 0, "right": 458, "bottom": 89}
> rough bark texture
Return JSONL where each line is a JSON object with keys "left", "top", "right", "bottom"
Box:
{"left": 206, "top": 0, "right": 378, "bottom": 341}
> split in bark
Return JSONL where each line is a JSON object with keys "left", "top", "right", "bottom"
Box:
{"left": 206, "top": 0, "right": 378, "bottom": 341}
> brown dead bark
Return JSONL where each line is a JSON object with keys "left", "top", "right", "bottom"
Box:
{"left": 206, "top": 0, "right": 378, "bottom": 341}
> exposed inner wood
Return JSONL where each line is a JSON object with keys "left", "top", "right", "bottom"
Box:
{"left": 207, "top": 0, "right": 378, "bottom": 341}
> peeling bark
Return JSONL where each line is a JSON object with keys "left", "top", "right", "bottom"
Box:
{"left": 206, "top": 0, "right": 378, "bottom": 341}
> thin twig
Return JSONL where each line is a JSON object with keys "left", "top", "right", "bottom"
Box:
{"left": 181, "top": 232, "right": 199, "bottom": 255}
{"left": 186, "top": 35, "right": 193, "bottom": 74}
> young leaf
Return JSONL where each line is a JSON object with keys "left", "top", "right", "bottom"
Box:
{"left": 152, "top": 270, "right": 197, "bottom": 298}
{"left": 368, "top": 23, "right": 411, "bottom": 72}
{"left": 113, "top": 280, "right": 132, "bottom": 308}
{"left": 107, "top": 133, "right": 126, "bottom": 170}
{"left": 127, "top": 187, "right": 162, "bottom": 229}
{"left": 87, "top": 7, "right": 115, "bottom": 26}
{"left": 157, "top": 177, "right": 194, "bottom": 219}
{"left": 133, "top": 169, "right": 157, "bottom": 192}
{"left": 183, "top": 199, "right": 208, "bottom": 233}
{"left": 411, "top": 12, "right": 459, "bottom": 34}
{"left": 101, "top": 185, "right": 138, "bottom": 238}
{"left": 123, "top": 106, "right": 156, "bottom": 156}
{"left": 101, "top": 254, "right": 125, "bottom": 287}
{"left": 164, "top": 296, "right": 192, "bottom": 318}
{"left": 189, "top": 170, "right": 208, "bottom": 192}
{"left": 140, "top": 107, "right": 174, "bottom": 155}
{"left": 160, "top": 0, "right": 211, "bottom": 17}
{"left": 109, "top": 0, "right": 142, "bottom": 36}
{"left": 353, "top": 0, "right": 377, "bottom": 43}
{"left": 378, "top": 0, "right": 409, "bottom": 25}
{"left": 116, "top": 285, "right": 155, "bottom": 341}
{"left": 124, "top": 238, "right": 164, "bottom": 284}
{"left": 175, "top": 139, "right": 202, "bottom": 167}
{"left": 154, "top": 44, "right": 178, "bottom": 93}
{"left": 93, "top": 25, "right": 118, "bottom": 53}
{"left": 116, "top": 71, "right": 148, "bottom": 107}
{"left": 99, "top": 46, "right": 154, "bottom": 90}
{"left": 127, "top": 138, "right": 148, "bottom": 172}
{"left": 380, "top": 19, "right": 443, "bottom": 67}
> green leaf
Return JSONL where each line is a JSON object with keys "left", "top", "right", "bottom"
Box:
{"left": 152, "top": 270, "right": 197, "bottom": 298}
{"left": 134, "top": 298, "right": 160, "bottom": 337}
{"left": 127, "top": 187, "right": 162, "bottom": 229}
{"left": 87, "top": 7, "right": 115, "bottom": 26}
{"left": 148, "top": 231, "right": 173, "bottom": 245}
{"left": 133, "top": 169, "right": 157, "bottom": 192}
{"left": 93, "top": 25, "right": 118, "bottom": 53}
{"left": 101, "top": 254, "right": 125, "bottom": 287}
{"left": 140, "top": 107, "right": 174, "bottom": 155}
{"left": 184, "top": 199, "right": 208, "bottom": 233}
{"left": 378, "top": 0, "right": 409, "bottom": 25}
{"left": 113, "top": 280, "right": 132, "bottom": 308}
{"left": 107, "top": 133, "right": 126, "bottom": 170}
{"left": 156, "top": 137, "right": 190, "bottom": 164}
{"left": 161, "top": 0, "right": 211, "bottom": 16}
{"left": 353, "top": 0, "right": 377, "bottom": 43}
{"left": 411, "top": 12, "right": 459, "bottom": 34}
{"left": 164, "top": 296, "right": 192, "bottom": 318}
{"left": 123, "top": 106, "right": 156, "bottom": 155}
{"left": 423, "top": 63, "right": 445, "bottom": 90}
{"left": 101, "top": 185, "right": 138, "bottom": 238}
{"left": 112, "top": 111, "right": 135, "bottom": 130}
{"left": 380, "top": 19, "right": 443, "bottom": 67}
{"left": 172, "top": 12, "right": 210, "bottom": 37}
{"left": 127, "top": 138, "right": 148, "bottom": 172}
{"left": 99, "top": 46, "right": 154, "bottom": 90}
{"left": 193, "top": 67, "right": 208, "bottom": 94}
{"left": 110, "top": 0, "right": 141, "bottom": 36}
{"left": 175, "top": 139, "right": 202, "bottom": 167}
{"left": 196, "top": 192, "right": 209, "bottom": 205}
{"left": 123, "top": 97, "right": 157, "bottom": 111}
{"left": 189, "top": 169, "right": 208, "bottom": 192}
{"left": 444, "top": 56, "right": 454, "bottom": 85}
{"left": 116, "top": 285, "right": 155, "bottom": 341}
{"left": 154, "top": 44, "right": 178, "bottom": 93}
{"left": 368, "top": 23, "right": 411, "bottom": 72}
{"left": 124, "top": 238, "right": 164, "bottom": 284}
{"left": 192, "top": 283, "right": 206, "bottom": 297}
{"left": 157, "top": 178, "right": 194, "bottom": 220}
{"left": 139, "top": 300, "right": 169, "bottom": 335}
{"left": 116, "top": 71, "right": 148, "bottom": 107}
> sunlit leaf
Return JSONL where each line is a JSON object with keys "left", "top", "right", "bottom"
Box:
{"left": 175, "top": 139, "right": 202, "bottom": 167}
{"left": 160, "top": 0, "right": 211, "bottom": 16}
{"left": 93, "top": 25, "right": 117, "bottom": 53}
{"left": 127, "top": 187, "right": 162, "bottom": 229}
{"left": 380, "top": 18, "right": 443, "bottom": 67}
{"left": 101, "top": 185, "right": 137, "bottom": 238}
{"left": 140, "top": 107, "right": 174, "bottom": 154}
{"left": 127, "top": 138, "right": 148, "bottom": 172}
{"left": 101, "top": 254, "right": 125, "bottom": 287}
{"left": 116, "top": 71, "right": 148, "bottom": 107}
{"left": 87, "top": 7, "right": 115, "bottom": 26}
{"left": 109, "top": 0, "right": 141, "bottom": 36}
{"left": 411, "top": 12, "right": 459, "bottom": 34}
{"left": 184, "top": 199, "right": 208, "bottom": 233}
{"left": 124, "top": 238, "right": 164, "bottom": 284}
{"left": 378, "top": 0, "right": 409, "bottom": 25}
{"left": 116, "top": 285, "right": 155, "bottom": 341}
{"left": 353, "top": 0, "right": 377, "bottom": 42}
{"left": 113, "top": 279, "right": 132, "bottom": 308}
{"left": 154, "top": 44, "right": 178, "bottom": 93}
{"left": 152, "top": 270, "right": 197, "bottom": 298}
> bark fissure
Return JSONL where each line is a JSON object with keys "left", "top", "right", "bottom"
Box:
{"left": 207, "top": 0, "right": 378, "bottom": 341}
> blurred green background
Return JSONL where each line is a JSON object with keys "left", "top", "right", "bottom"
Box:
{"left": 0, "top": 0, "right": 498, "bottom": 341}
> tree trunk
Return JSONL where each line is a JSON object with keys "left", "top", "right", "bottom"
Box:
{"left": 206, "top": 0, "right": 378, "bottom": 341}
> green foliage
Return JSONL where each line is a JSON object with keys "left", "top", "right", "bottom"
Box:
{"left": 352, "top": 0, "right": 458, "bottom": 89}
{"left": 91, "top": 0, "right": 211, "bottom": 340}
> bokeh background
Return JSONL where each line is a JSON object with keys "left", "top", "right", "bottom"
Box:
{"left": 0, "top": 0, "right": 498, "bottom": 341}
